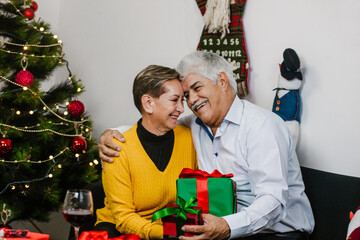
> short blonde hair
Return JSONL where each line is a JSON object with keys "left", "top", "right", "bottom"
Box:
{"left": 133, "top": 65, "right": 179, "bottom": 113}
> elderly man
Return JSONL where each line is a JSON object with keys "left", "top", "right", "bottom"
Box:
{"left": 99, "top": 51, "right": 314, "bottom": 240}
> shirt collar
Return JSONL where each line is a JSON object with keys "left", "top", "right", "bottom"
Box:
{"left": 195, "top": 96, "right": 243, "bottom": 141}
{"left": 223, "top": 95, "right": 243, "bottom": 126}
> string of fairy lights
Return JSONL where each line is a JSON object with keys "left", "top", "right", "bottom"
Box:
{"left": 0, "top": 74, "right": 90, "bottom": 132}
{"left": 0, "top": 0, "right": 99, "bottom": 196}
{"left": 0, "top": 38, "right": 64, "bottom": 59}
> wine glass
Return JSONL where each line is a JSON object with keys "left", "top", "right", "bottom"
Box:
{"left": 63, "top": 189, "right": 93, "bottom": 240}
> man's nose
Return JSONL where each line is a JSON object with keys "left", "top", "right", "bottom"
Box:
{"left": 188, "top": 92, "right": 198, "bottom": 106}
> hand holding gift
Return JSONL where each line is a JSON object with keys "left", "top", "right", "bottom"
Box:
{"left": 179, "top": 213, "right": 230, "bottom": 240}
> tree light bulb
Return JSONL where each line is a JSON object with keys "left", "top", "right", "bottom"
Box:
{"left": 58, "top": 164, "right": 62, "bottom": 168}
{"left": 29, "top": 110, "right": 34, "bottom": 115}
{"left": 64, "top": 111, "right": 68, "bottom": 116}
{"left": 75, "top": 153, "right": 80, "bottom": 158}
{"left": 16, "top": 110, "right": 21, "bottom": 115}
{"left": 93, "top": 159, "right": 99, "bottom": 165}
{"left": 48, "top": 174, "right": 53, "bottom": 178}
{"left": 39, "top": 27, "right": 44, "bottom": 31}
{"left": 77, "top": 88, "right": 82, "bottom": 92}
{"left": 89, "top": 162, "right": 93, "bottom": 166}
{"left": 43, "top": 106, "right": 47, "bottom": 110}
{"left": 49, "top": 155, "right": 54, "bottom": 159}
{"left": 25, "top": 184, "right": 29, "bottom": 188}
{"left": 53, "top": 35, "right": 58, "bottom": 39}
{"left": 23, "top": 45, "right": 29, "bottom": 50}
{"left": 85, "top": 128, "right": 89, "bottom": 132}
{"left": 11, "top": 185, "right": 15, "bottom": 190}
{"left": 23, "top": 87, "right": 28, "bottom": 90}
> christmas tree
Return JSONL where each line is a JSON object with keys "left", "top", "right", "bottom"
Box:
{"left": 0, "top": 0, "right": 99, "bottom": 224}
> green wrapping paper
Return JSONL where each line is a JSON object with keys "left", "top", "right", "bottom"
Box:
{"left": 176, "top": 168, "right": 237, "bottom": 217}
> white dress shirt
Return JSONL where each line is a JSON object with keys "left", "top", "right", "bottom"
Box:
{"left": 178, "top": 97, "right": 314, "bottom": 238}
{"left": 115, "top": 97, "right": 314, "bottom": 238}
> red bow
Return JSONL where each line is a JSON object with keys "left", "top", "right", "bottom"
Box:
{"left": 79, "top": 231, "right": 108, "bottom": 240}
{"left": 179, "top": 168, "right": 233, "bottom": 179}
{"left": 2, "top": 228, "right": 29, "bottom": 238}
{"left": 79, "top": 231, "right": 141, "bottom": 240}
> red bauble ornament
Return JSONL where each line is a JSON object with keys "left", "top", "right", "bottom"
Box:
{"left": 0, "top": 138, "right": 12, "bottom": 154}
{"left": 30, "top": 1, "right": 38, "bottom": 11}
{"left": 70, "top": 136, "right": 87, "bottom": 153}
{"left": 15, "top": 70, "right": 34, "bottom": 86}
{"left": 67, "top": 100, "right": 85, "bottom": 118}
{"left": 23, "top": 8, "right": 35, "bottom": 20}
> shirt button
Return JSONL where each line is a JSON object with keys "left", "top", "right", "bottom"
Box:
{"left": 275, "top": 106, "right": 280, "bottom": 111}
{"left": 277, "top": 100, "right": 280, "bottom": 105}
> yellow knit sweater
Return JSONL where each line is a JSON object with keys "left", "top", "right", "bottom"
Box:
{"left": 96, "top": 124, "right": 197, "bottom": 239}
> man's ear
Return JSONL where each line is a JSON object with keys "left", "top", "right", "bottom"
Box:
{"left": 216, "top": 72, "right": 229, "bottom": 89}
{"left": 141, "top": 94, "right": 154, "bottom": 114}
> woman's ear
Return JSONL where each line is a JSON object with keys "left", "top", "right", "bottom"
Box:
{"left": 216, "top": 72, "right": 229, "bottom": 89}
{"left": 141, "top": 94, "right": 154, "bottom": 114}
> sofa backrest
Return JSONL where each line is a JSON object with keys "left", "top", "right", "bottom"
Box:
{"left": 301, "top": 167, "right": 360, "bottom": 240}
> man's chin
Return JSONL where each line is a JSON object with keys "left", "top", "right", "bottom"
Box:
{"left": 195, "top": 113, "right": 209, "bottom": 124}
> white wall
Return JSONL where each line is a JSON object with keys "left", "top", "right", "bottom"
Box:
{"left": 13, "top": 0, "right": 360, "bottom": 237}
{"left": 37, "top": 0, "right": 360, "bottom": 177}
{"left": 34, "top": 0, "right": 360, "bottom": 172}
{"left": 50, "top": 0, "right": 360, "bottom": 177}
{"left": 243, "top": 0, "right": 360, "bottom": 177}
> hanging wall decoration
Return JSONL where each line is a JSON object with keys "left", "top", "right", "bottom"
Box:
{"left": 196, "top": 0, "right": 249, "bottom": 97}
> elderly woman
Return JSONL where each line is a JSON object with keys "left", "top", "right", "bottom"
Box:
{"left": 94, "top": 65, "right": 197, "bottom": 239}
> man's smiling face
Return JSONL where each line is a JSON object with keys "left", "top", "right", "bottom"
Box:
{"left": 181, "top": 73, "right": 223, "bottom": 128}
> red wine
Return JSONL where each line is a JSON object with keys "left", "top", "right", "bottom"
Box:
{"left": 63, "top": 209, "right": 92, "bottom": 227}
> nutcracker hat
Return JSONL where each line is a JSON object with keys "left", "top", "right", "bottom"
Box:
{"left": 280, "top": 48, "right": 303, "bottom": 81}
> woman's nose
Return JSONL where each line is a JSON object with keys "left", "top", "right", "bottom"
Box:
{"left": 177, "top": 100, "right": 184, "bottom": 113}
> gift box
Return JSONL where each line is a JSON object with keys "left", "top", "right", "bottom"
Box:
{"left": 176, "top": 168, "right": 237, "bottom": 217}
{"left": 79, "top": 231, "right": 141, "bottom": 240}
{"left": 152, "top": 197, "right": 203, "bottom": 238}
{"left": 0, "top": 228, "right": 49, "bottom": 240}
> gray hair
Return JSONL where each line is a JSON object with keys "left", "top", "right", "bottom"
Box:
{"left": 176, "top": 51, "right": 237, "bottom": 93}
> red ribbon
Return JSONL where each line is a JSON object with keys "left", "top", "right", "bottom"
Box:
{"left": 179, "top": 168, "right": 233, "bottom": 179}
{"left": 79, "top": 231, "right": 141, "bottom": 240}
{"left": 196, "top": 178, "right": 209, "bottom": 213}
{"left": 79, "top": 231, "right": 108, "bottom": 240}
{"left": 179, "top": 168, "right": 233, "bottom": 214}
